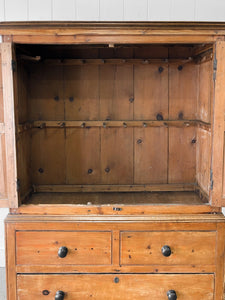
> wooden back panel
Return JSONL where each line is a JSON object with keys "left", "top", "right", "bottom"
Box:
{"left": 27, "top": 58, "right": 206, "bottom": 188}
{"left": 10, "top": 45, "right": 213, "bottom": 195}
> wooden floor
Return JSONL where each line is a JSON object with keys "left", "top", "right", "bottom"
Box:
{"left": 25, "top": 191, "right": 207, "bottom": 206}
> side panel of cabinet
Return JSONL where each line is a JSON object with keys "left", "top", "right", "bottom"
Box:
{"left": 0, "top": 43, "right": 18, "bottom": 208}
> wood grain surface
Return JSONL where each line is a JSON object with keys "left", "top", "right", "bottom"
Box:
{"left": 17, "top": 274, "right": 214, "bottom": 300}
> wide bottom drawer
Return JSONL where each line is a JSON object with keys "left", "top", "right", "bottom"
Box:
{"left": 17, "top": 274, "right": 214, "bottom": 299}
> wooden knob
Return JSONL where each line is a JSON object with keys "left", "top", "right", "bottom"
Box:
{"left": 161, "top": 245, "right": 172, "bottom": 257}
{"left": 55, "top": 290, "right": 65, "bottom": 300}
{"left": 167, "top": 290, "right": 177, "bottom": 300}
{"left": 58, "top": 246, "right": 68, "bottom": 258}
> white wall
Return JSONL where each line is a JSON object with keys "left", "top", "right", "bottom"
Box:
{"left": 0, "top": 209, "right": 7, "bottom": 267}
{"left": 1, "top": 0, "right": 225, "bottom": 268}
{"left": 0, "top": 0, "right": 225, "bottom": 22}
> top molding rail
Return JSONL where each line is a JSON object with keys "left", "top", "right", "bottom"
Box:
{"left": 0, "top": 22, "right": 225, "bottom": 44}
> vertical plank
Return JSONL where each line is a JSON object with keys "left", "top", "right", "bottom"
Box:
{"left": 1, "top": 43, "right": 18, "bottom": 208}
{"left": 76, "top": 0, "right": 99, "bottom": 21}
{"left": 100, "top": 64, "right": 133, "bottom": 120}
{"left": 169, "top": 62, "right": 198, "bottom": 120}
{"left": 31, "top": 128, "right": 66, "bottom": 185}
{"left": 101, "top": 128, "right": 133, "bottom": 184}
{"left": 29, "top": 63, "right": 64, "bottom": 120}
{"left": 0, "top": 48, "right": 4, "bottom": 122}
{"left": 0, "top": 47, "right": 7, "bottom": 201}
{"left": 198, "top": 60, "right": 212, "bottom": 123}
{"left": 214, "top": 223, "right": 225, "bottom": 300}
{"left": 223, "top": 132, "right": 225, "bottom": 197}
{"left": 134, "top": 127, "right": 168, "bottom": 184}
{"left": 124, "top": 0, "right": 148, "bottom": 21}
{"left": 134, "top": 64, "right": 168, "bottom": 120}
{"left": 17, "top": 61, "right": 29, "bottom": 124}
{"left": 16, "top": 61, "right": 31, "bottom": 201}
{"left": 5, "top": 0, "right": 28, "bottom": 22}
{"left": 28, "top": 0, "right": 52, "bottom": 21}
{"left": 196, "top": 0, "right": 225, "bottom": 22}
{"left": 0, "top": 0, "right": 4, "bottom": 22}
{"left": 52, "top": 0, "right": 76, "bottom": 21}
{"left": 16, "top": 131, "right": 31, "bottom": 198}
{"left": 0, "top": 134, "right": 7, "bottom": 198}
{"left": 210, "top": 41, "right": 225, "bottom": 206}
{"left": 169, "top": 127, "right": 196, "bottom": 183}
{"left": 66, "top": 128, "right": 101, "bottom": 184}
{"left": 99, "top": 0, "right": 123, "bottom": 21}
{"left": 64, "top": 65, "right": 99, "bottom": 120}
{"left": 148, "top": 0, "right": 172, "bottom": 21}
{"left": 171, "top": 0, "right": 196, "bottom": 22}
{"left": 196, "top": 128, "right": 211, "bottom": 195}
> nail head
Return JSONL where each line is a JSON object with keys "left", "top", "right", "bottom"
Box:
{"left": 88, "top": 169, "right": 93, "bottom": 174}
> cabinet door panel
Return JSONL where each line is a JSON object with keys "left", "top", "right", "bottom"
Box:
{"left": 212, "top": 41, "right": 225, "bottom": 206}
{"left": 0, "top": 43, "right": 17, "bottom": 208}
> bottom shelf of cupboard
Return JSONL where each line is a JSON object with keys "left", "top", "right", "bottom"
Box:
{"left": 5, "top": 214, "right": 225, "bottom": 300}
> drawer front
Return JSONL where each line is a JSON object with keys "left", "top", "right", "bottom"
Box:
{"left": 121, "top": 231, "right": 216, "bottom": 265}
{"left": 16, "top": 231, "right": 112, "bottom": 265}
{"left": 17, "top": 274, "right": 214, "bottom": 300}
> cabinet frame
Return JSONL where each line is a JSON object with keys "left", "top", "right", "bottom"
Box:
{"left": 1, "top": 23, "right": 225, "bottom": 299}
{"left": 1, "top": 22, "right": 225, "bottom": 209}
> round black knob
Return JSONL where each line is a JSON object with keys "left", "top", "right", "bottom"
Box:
{"left": 167, "top": 290, "right": 177, "bottom": 300}
{"left": 114, "top": 277, "right": 119, "bottom": 283}
{"left": 55, "top": 290, "right": 65, "bottom": 300}
{"left": 161, "top": 245, "right": 172, "bottom": 257}
{"left": 58, "top": 246, "right": 68, "bottom": 258}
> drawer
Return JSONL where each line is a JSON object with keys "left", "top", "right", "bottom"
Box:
{"left": 16, "top": 231, "right": 111, "bottom": 265}
{"left": 17, "top": 274, "right": 214, "bottom": 299}
{"left": 121, "top": 231, "right": 216, "bottom": 265}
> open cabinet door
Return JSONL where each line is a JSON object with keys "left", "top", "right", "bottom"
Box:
{"left": 0, "top": 43, "right": 18, "bottom": 208}
{"left": 211, "top": 41, "right": 225, "bottom": 207}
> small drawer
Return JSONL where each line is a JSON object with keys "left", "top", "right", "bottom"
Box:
{"left": 17, "top": 274, "right": 214, "bottom": 299}
{"left": 120, "top": 231, "right": 216, "bottom": 265}
{"left": 16, "top": 231, "right": 112, "bottom": 265}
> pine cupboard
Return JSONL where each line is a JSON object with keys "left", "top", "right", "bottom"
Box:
{"left": 0, "top": 22, "right": 225, "bottom": 299}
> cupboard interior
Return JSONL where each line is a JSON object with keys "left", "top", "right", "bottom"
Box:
{"left": 14, "top": 43, "right": 214, "bottom": 207}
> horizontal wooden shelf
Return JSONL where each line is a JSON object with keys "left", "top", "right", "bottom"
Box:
{"left": 23, "top": 58, "right": 194, "bottom": 66}
{"left": 34, "top": 183, "right": 196, "bottom": 193}
{"left": 17, "top": 120, "right": 211, "bottom": 133}
{"left": 13, "top": 190, "right": 220, "bottom": 215}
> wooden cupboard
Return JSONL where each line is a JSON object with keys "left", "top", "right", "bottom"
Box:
{"left": 0, "top": 22, "right": 225, "bottom": 299}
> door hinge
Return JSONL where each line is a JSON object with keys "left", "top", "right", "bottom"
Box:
{"left": 210, "top": 169, "right": 213, "bottom": 190}
{"left": 16, "top": 178, "right": 20, "bottom": 192}
{"left": 11, "top": 59, "right": 16, "bottom": 72}
{"left": 213, "top": 57, "right": 217, "bottom": 71}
